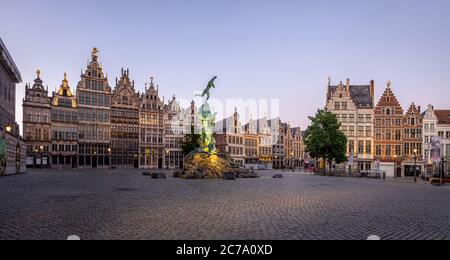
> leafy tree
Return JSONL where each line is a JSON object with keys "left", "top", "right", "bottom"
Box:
{"left": 304, "top": 109, "right": 347, "bottom": 172}
{"left": 182, "top": 125, "right": 200, "bottom": 155}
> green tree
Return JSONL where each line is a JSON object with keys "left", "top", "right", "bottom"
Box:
{"left": 182, "top": 125, "right": 200, "bottom": 155}
{"left": 304, "top": 109, "right": 347, "bottom": 172}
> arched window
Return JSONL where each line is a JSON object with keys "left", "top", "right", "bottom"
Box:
{"left": 385, "top": 108, "right": 391, "bottom": 116}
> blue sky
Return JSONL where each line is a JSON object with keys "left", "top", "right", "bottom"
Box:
{"left": 1, "top": 0, "right": 450, "bottom": 130}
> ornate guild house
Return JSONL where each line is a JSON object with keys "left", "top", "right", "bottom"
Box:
{"left": 76, "top": 49, "right": 112, "bottom": 168}
{"left": 139, "top": 77, "right": 165, "bottom": 169}
{"left": 23, "top": 70, "right": 51, "bottom": 168}
{"left": 111, "top": 69, "right": 140, "bottom": 168}
{"left": 50, "top": 73, "right": 78, "bottom": 168}
{"left": 374, "top": 81, "right": 404, "bottom": 177}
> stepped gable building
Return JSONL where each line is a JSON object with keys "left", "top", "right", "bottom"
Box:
{"left": 76, "top": 48, "right": 112, "bottom": 168}
{"left": 50, "top": 73, "right": 78, "bottom": 168}
{"left": 139, "top": 77, "right": 165, "bottom": 169}
{"left": 111, "top": 69, "right": 140, "bottom": 168}
{"left": 326, "top": 78, "right": 375, "bottom": 171}
{"left": 374, "top": 81, "right": 404, "bottom": 177}
{"left": 402, "top": 103, "right": 423, "bottom": 176}
{"left": 23, "top": 70, "right": 51, "bottom": 168}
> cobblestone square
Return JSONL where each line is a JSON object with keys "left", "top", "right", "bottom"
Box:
{"left": 0, "top": 169, "right": 449, "bottom": 240}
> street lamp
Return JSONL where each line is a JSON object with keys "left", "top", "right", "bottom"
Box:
{"left": 394, "top": 154, "right": 397, "bottom": 179}
{"left": 166, "top": 150, "right": 170, "bottom": 169}
{"left": 413, "top": 148, "right": 418, "bottom": 183}
{"left": 107, "top": 148, "right": 112, "bottom": 169}
{"left": 5, "top": 125, "right": 12, "bottom": 134}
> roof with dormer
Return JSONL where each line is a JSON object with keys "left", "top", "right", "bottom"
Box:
{"left": 327, "top": 83, "right": 374, "bottom": 109}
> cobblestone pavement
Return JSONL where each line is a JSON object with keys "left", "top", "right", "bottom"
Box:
{"left": 0, "top": 169, "right": 449, "bottom": 240}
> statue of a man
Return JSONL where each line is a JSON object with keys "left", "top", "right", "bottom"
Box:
{"left": 197, "top": 76, "right": 217, "bottom": 101}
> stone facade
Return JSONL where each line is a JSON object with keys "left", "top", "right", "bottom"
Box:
{"left": 23, "top": 71, "right": 51, "bottom": 168}
{"left": 76, "top": 49, "right": 112, "bottom": 168}
{"left": 0, "top": 38, "right": 26, "bottom": 175}
{"left": 111, "top": 69, "right": 140, "bottom": 168}
{"left": 326, "top": 78, "right": 375, "bottom": 172}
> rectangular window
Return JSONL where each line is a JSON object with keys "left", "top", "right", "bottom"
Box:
{"left": 366, "top": 141, "right": 372, "bottom": 154}
{"left": 395, "top": 145, "right": 401, "bottom": 157}
{"left": 349, "top": 115, "right": 355, "bottom": 123}
{"left": 386, "top": 145, "right": 391, "bottom": 157}
{"left": 334, "top": 102, "right": 340, "bottom": 111}
{"left": 358, "top": 126, "right": 364, "bottom": 137}
{"left": 376, "top": 145, "right": 382, "bottom": 156}
{"left": 375, "top": 119, "right": 381, "bottom": 127}
{"left": 358, "top": 141, "right": 364, "bottom": 154}
{"left": 358, "top": 114, "right": 364, "bottom": 123}
{"left": 366, "top": 127, "right": 372, "bottom": 137}
{"left": 376, "top": 130, "right": 381, "bottom": 141}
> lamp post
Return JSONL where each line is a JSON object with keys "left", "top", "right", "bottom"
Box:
{"left": 107, "top": 148, "right": 112, "bottom": 170}
{"left": 291, "top": 152, "right": 294, "bottom": 169}
{"left": 441, "top": 156, "right": 446, "bottom": 186}
{"left": 166, "top": 150, "right": 170, "bottom": 170}
{"left": 413, "top": 148, "right": 418, "bottom": 183}
{"left": 274, "top": 156, "right": 278, "bottom": 169}
{"left": 394, "top": 154, "right": 397, "bottom": 179}
{"left": 40, "top": 146, "right": 44, "bottom": 169}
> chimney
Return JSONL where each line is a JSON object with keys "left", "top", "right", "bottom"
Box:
{"left": 418, "top": 106, "right": 421, "bottom": 113}
{"left": 370, "top": 80, "right": 375, "bottom": 99}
